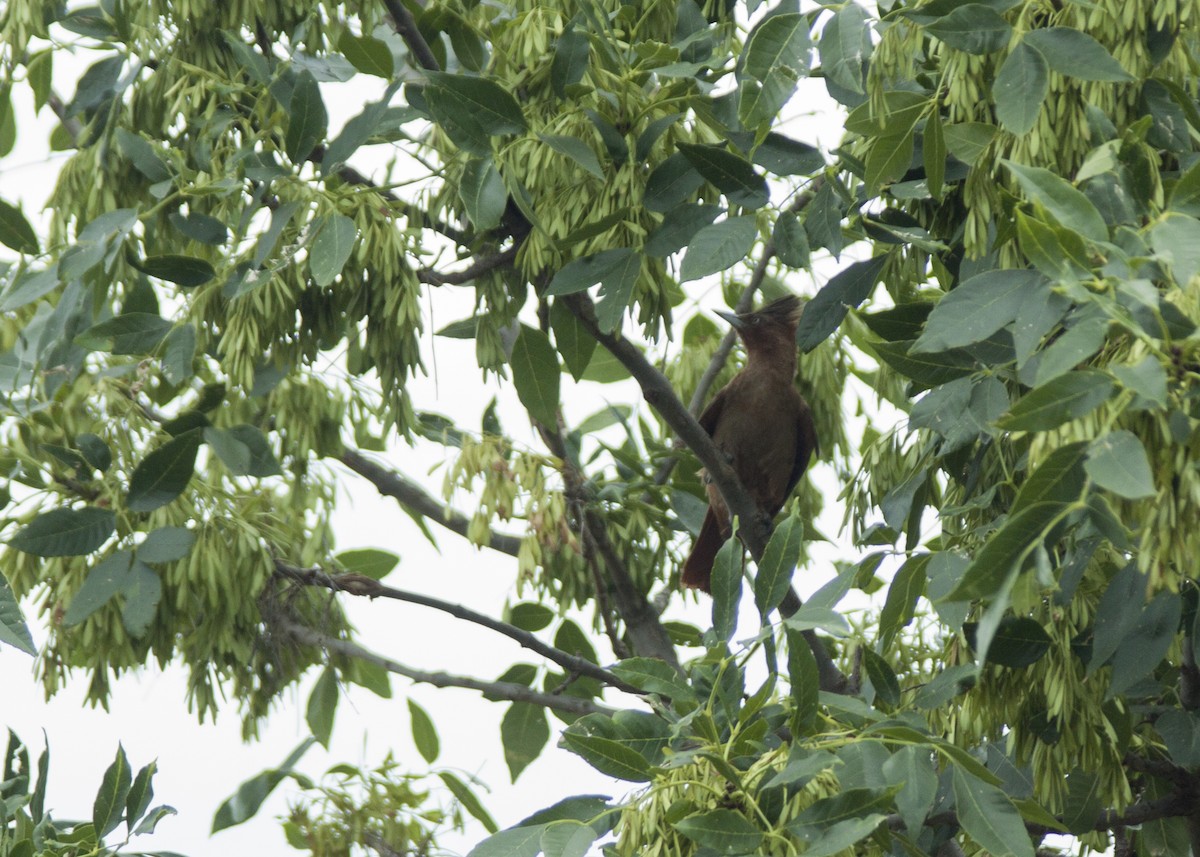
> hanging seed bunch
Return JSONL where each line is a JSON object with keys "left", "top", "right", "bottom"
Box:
{"left": 870, "top": 0, "right": 1194, "bottom": 260}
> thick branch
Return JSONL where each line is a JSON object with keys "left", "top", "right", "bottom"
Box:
{"left": 280, "top": 619, "right": 615, "bottom": 717}
{"left": 538, "top": 422, "right": 682, "bottom": 671}
{"left": 339, "top": 448, "right": 523, "bottom": 558}
{"left": 381, "top": 0, "right": 442, "bottom": 72}
{"left": 561, "top": 293, "right": 849, "bottom": 692}
{"left": 274, "top": 559, "right": 642, "bottom": 694}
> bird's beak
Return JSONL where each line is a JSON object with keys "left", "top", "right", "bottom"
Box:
{"left": 714, "top": 309, "right": 746, "bottom": 330}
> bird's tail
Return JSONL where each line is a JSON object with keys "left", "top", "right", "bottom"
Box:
{"left": 681, "top": 507, "right": 725, "bottom": 593}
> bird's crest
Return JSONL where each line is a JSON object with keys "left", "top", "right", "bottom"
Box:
{"left": 755, "top": 295, "right": 802, "bottom": 326}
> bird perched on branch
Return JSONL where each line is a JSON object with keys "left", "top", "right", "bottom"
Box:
{"left": 681, "top": 295, "right": 818, "bottom": 593}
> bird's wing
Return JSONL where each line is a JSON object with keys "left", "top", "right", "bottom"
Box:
{"left": 786, "top": 399, "right": 819, "bottom": 495}
{"left": 697, "top": 386, "right": 728, "bottom": 436}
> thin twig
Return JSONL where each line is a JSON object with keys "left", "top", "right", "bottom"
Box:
{"left": 418, "top": 247, "right": 517, "bottom": 286}
{"left": 274, "top": 559, "right": 642, "bottom": 694}
{"left": 279, "top": 619, "right": 616, "bottom": 716}
{"left": 339, "top": 448, "right": 523, "bottom": 558}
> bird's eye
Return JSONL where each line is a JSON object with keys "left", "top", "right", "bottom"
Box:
{"left": 751, "top": 316, "right": 761, "bottom": 325}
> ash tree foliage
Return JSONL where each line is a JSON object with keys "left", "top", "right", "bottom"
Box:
{"left": 4, "top": 0, "right": 1200, "bottom": 854}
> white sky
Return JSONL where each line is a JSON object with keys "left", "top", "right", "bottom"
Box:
{"left": 0, "top": 22, "right": 866, "bottom": 857}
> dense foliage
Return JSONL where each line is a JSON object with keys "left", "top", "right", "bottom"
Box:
{"left": 4, "top": 0, "right": 1200, "bottom": 854}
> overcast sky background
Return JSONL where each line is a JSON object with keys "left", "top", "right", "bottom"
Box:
{"left": 0, "top": 17, "right": 867, "bottom": 856}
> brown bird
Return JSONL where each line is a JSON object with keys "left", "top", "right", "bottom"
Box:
{"left": 681, "top": 295, "right": 818, "bottom": 592}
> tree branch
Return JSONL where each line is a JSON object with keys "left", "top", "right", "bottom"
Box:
{"left": 279, "top": 619, "right": 616, "bottom": 717}
{"left": 381, "top": 0, "right": 442, "bottom": 72}
{"left": 561, "top": 293, "right": 848, "bottom": 692}
{"left": 537, "top": 421, "right": 682, "bottom": 672}
{"left": 274, "top": 559, "right": 642, "bottom": 694}
{"left": 417, "top": 247, "right": 517, "bottom": 286}
{"left": 339, "top": 448, "right": 523, "bottom": 558}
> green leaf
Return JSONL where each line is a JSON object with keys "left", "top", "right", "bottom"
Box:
{"left": 408, "top": 699, "right": 440, "bottom": 763}
{"left": 503, "top": 703, "right": 550, "bottom": 781}
{"left": 551, "top": 27, "right": 590, "bottom": 97}
{"left": 0, "top": 198, "right": 39, "bottom": 254}
{"left": 819, "top": 3, "right": 867, "bottom": 95}
{"left": 787, "top": 628, "right": 819, "bottom": 733}
{"left": 161, "top": 323, "right": 197, "bottom": 384}
{"left": 1089, "top": 562, "right": 1147, "bottom": 672}
{"left": 773, "top": 210, "right": 810, "bottom": 267}
{"left": 140, "top": 254, "right": 217, "bottom": 288}
{"left": 9, "top": 507, "right": 116, "bottom": 557}
{"left": 924, "top": 109, "right": 946, "bottom": 199}
{"left": 755, "top": 512, "right": 803, "bottom": 616}
{"left": 540, "top": 134, "right": 604, "bottom": 179}
{"left": 338, "top": 31, "right": 395, "bottom": 78}
{"left": 121, "top": 560, "right": 162, "bottom": 637}
{"left": 594, "top": 250, "right": 641, "bottom": 333}
{"left": 998, "top": 369, "right": 1114, "bottom": 431}
{"left": 438, "top": 771, "right": 499, "bottom": 833}
{"left": 0, "top": 575, "right": 36, "bottom": 655}
{"left": 993, "top": 42, "right": 1047, "bottom": 135}
{"left": 139, "top": 527, "right": 195, "bottom": 564}
{"left": 882, "top": 745, "right": 937, "bottom": 834}
{"left": 678, "top": 144, "right": 769, "bottom": 209}
{"left": 983, "top": 617, "right": 1052, "bottom": 667}
{"left": 74, "top": 433, "right": 111, "bottom": 473}
{"left": 510, "top": 326, "right": 561, "bottom": 426}
{"left": 306, "top": 667, "right": 338, "bottom": 747}
{"left": 426, "top": 72, "right": 526, "bottom": 141}
{"left": 912, "top": 270, "right": 1046, "bottom": 353}
{"left": 643, "top": 152, "right": 704, "bottom": 212}
{"left": 1108, "top": 591, "right": 1181, "bottom": 699}
{"left": 335, "top": 548, "right": 399, "bottom": 580}
{"left": 952, "top": 767, "right": 1035, "bottom": 857}
{"left": 944, "top": 502, "right": 1063, "bottom": 602}
{"left": 126, "top": 430, "right": 203, "bottom": 512}
{"left": 865, "top": 126, "right": 915, "bottom": 192}
{"left": 508, "top": 602, "right": 555, "bottom": 632}
{"left": 561, "top": 732, "right": 651, "bottom": 782}
{"left": 309, "top": 213, "right": 357, "bottom": 287}
{"left": 467, "top": 826, "right": 544, "bottom": 857}
{"left": 796, "top": 255, "right": 888, "bottom": 351}
{"left": 711, "top": 535, "right": 742, "bottom": 643}
{"left": 942, "top": 121, "right": 997, "bottom": 165}
{"left": 1085, "top": 429, "right": 1156, "bottom": 499}
{"left": 791, "top": 815, "right": 888, "bottom": 857}
{"left": 549, "top": 299, "right": 596, "bottom": 381}
{"left": 93, "top": 744, "right": 133, "bottom": 838}
{"left": 862, "top": 649, "right": 900, "bottom": 706}
{"left": 1012, "top": 442, "right": 1088, "bottom": 512}
{"left": 927, "top": 4, "right": 1012, "bottom": 53}
{"left": 285, "top": 69, "right": 327, "bottom": 163}
{"left": 871, "top": 339, "right": 975, "bottom": 387}
{"left": 1004, "top": 161, "right": 1108, "bottom": 242}
{"left": 1061, "top": 769, "right": 1103, "bottom": 835}
{"left": 541, "top": 820, "right": 597, "bottom": 857}
{"left": 125, "top": 761, "right": 157, "bottom": 832}
{"left": 610, "top": 658, "right": 696, "bottom": 705}
{"left": 460, "top": 158, "right": 508, "bottom": 231}
{"left": 212, "top": 738, "right": 316, "bottom": 831}
{"left": 1023, "top": 28, "right": 1132, "bottom": 81}
{"left": 673, "top": 809, "right": 763, "bottom": 855}
{"left": 76, "top": 313, "right": 173, "bottom": 355}
{"left": 680, "top": 216, "right": 757, "bottom": 282}
{"left": 115, "top": 128, "right": 171, "bottom": 183}
{"left": 878, "top": 554, "right": 927, "bottom": 648}
{"left": 546, "top": 248, "right": 635, "bottom": 296}
{"left": 739, "top": 14, "right": 811, "bottom": 127}
{"left": 0, "top": 266, "right": 60, "bottom": 312}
